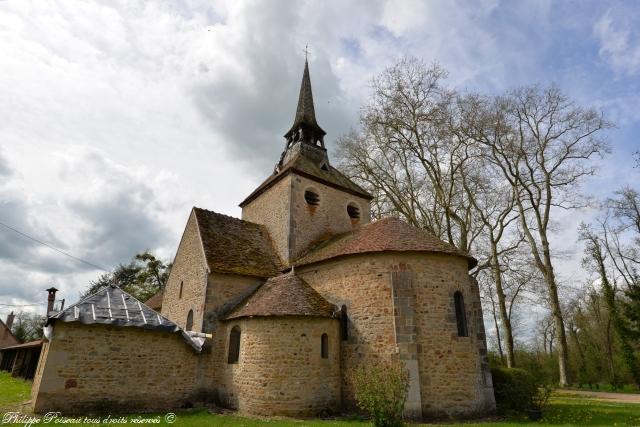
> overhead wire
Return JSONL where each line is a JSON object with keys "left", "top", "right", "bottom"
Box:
{"left": 0, "top": 220, "right": 110, "bottom": 272}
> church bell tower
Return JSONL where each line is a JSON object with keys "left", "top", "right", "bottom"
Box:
{"left": 240, "top": 57, "right": 373, "bottom": 267}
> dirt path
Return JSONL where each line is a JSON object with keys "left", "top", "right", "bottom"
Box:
{"left": 557, "top": 389, "right": 640, "bottom": 403}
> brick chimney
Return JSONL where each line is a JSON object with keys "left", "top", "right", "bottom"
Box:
{"left": 46, "top": 287, "right": 58, "bottom": 315}
{"left": 5, "top": 311, "right": 14, "bottom": 330}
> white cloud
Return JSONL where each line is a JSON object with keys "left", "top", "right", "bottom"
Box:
{"left": 594, "top": 8, "right": 640, "bottom": 76}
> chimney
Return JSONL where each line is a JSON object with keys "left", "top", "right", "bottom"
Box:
{"left": 46, "top": 287, "right": 58, "bottom": 315}
{"left": 5, "top": 311, "right": 14, "bottom": 330}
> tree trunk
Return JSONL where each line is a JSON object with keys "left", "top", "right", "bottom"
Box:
{"left": 568, "top": 323, "right": 587, "bottom": 385}
{"left": 491, "top": 240, "right": 515, "bottom": 367}
{"left": 543, "top": 258, "right": 570, "bottom": 386}
{"left": 490, "top": 295, "right": 505, "bottom": 364}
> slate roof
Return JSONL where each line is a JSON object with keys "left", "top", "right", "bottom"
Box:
{"left": 295, "top": 217, "right": 477, "bottom": 269}
{"left": 284, "top": 58, "right": 326, "bottom": 139}
{"left": 46, "top": 285, "right": 202, "bottom": 351}
{"left": 193, "top": 208, "right": 281, "bottom": 277}
{"left": 225, "top": 273, "right": 337, "bottom": 320}
{"left": 239, "top": 152, "right": 372, "bottom": 207}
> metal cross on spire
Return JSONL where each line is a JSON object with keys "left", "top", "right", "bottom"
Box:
{"left": 303, "top": 44, "right": 310, "bottom": 60}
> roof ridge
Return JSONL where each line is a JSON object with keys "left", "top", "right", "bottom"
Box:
{"left": 193, "top": 206, "right": 262, "bottom": 228}
{"left": 225, "top": 272, "right": 336, "bottom": 320}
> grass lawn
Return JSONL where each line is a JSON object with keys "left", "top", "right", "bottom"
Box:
{"left": 1, "top": 372, "right": 639, "bottom": 426}
{"left": 0, "top": 371, "right": 31, "bottom": 412}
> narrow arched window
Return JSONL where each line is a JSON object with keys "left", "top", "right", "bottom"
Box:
{"left": 454, "top": 291, "right": 468, "bottom": 337}
{"left": 179, "top": 281, "right": 183, "bottom": 299}
{"left": 321, "top": 333, "right": 329, "bottom": 359}
{"left": 228, "top": 325, "right": 241, "bottom": 364}
{"left": 340, "top": 305, "right": 348, "bottom": 341}
{"left": 186, "top": 309, "right": 193, "bottom": 331}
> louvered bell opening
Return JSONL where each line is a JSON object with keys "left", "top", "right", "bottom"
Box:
{"left": 347, "top": 204, "right": 360, "bottom": 219}
{"left": 304, "top": 190, "right": 320, "bottom": 206}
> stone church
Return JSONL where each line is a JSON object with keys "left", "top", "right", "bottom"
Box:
{"left": 30, "top": 59, "right": 495, "bottom": 419}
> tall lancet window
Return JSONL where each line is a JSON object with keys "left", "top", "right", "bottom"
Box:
{"left": 228, "top": 325, "right": 241, "bottom": 364}
{"left": 321, "top": 333, "right": 329, "bottom": 359}
{"left": 186, "top": 309, "right": 194, "bottom": 331}
{"left": 454, "top": 291, "right": 468, "bottom": 337}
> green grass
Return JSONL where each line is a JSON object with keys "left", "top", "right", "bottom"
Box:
{"left": 1, "top": 372, "right": 639, "bottom": 426}
{"left": 0, "top": 371, "right": 31, "bottom": 412}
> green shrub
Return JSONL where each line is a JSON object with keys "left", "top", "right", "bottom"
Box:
{"left": 352, "top": 359, "right": 409, "bottom": 427}
{"left": 529, "top": 384, "right": 552, "bottom": 411}
{"left": 491, "top": 367, "right": 538, "bottom": 413}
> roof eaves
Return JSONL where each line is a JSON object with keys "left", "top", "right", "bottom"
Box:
{"left": 239, "top": 169, "right": 290, "bottom": 208}
{"left": 296, "top": 249, "right": 477, "bottom": 270}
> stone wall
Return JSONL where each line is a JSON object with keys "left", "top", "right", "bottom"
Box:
{"left": 201, "top": 272, "right": 263, "bottom": 389}
{"left": 241, "top": 172, "right": 371, "bottom": 265}
{"left": 298, "top": 252, "right": 495, "bottom": 418}
{"left": 161, "top": 210, "right": 208, "bottom": 332}
{"left": 410, "top": 254, "right": 495, "bottom": 417}
{"left": 297, "top": 256, "right": 397, "bottom": 408}
{"left": 290, "top": 175, "right": 371, "bottom": 261}
{"left": 217, "top": 317, "right": 341, "bottom": 417}
{"left": 31, "top": 322, "right": 202, "bottom": 414}
{"left": 241, "top": 175, "right": 292, "bottom": 265}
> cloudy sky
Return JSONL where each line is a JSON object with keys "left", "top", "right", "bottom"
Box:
{"left": 0, "top": 0, "right": 638, "bottom": 323}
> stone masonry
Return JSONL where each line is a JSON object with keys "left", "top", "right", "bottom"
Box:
{"left": 217, "top": 317, "right": 341, "bottom": 416}
{"left": 161, "top": 210, "right": 208, "bottom": 332}
{"left": 298, "top": 252, "right": 495, "bottom": 417}
{"left": 31, "top": 322, "right": 202, "bottom": 413}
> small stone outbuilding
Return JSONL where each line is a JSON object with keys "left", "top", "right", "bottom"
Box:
{"left": 31, "top": 285, "right": 204, "bottom": 413}
{"left": 32, "top": 58, "right": 495, "bottom": 419}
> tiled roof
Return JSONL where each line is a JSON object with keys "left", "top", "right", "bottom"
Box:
{"left": 0, "top": 339, "right": 43, "bottom": 350}
{"left": 0, "top": 319, "right": 19, "bottom": 349}
{"left": 295, "top": 217, "right": 477, "bottom": 269}
{"left": 144, "top": 290, "right": 163, "bottom": 311}
{"left": 225, "top": 273, "right": 337, "bottom": 320}
{"left": 193, "top": 208, "right": 281, "bottom": 277}
{"left": 46, "top": 285, "right": 202, "bottom": 351}
{"left": 239, "top": 152, "right": 372, "bottom": 207}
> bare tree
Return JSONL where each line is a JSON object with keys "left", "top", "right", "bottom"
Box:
{"left": 462, "top": 86, "right": 611, "bottom": 386}
{"left": 338, "top": 58, "right": 483, "bottom": 252}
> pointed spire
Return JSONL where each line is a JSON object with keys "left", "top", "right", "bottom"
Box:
{"left": 284, "top": 58, "right": 326, "bottom": 145}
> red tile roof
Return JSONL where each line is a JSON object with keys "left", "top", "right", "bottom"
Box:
{"left": 295, "top": 217, "right": 477, "bottom": 269}
{"left": 194, "top": 208, "right": 282, "bottom": 278}
{"left": 225, "top": 273, "right": 337, "bottom": 320}
{"left": 0, "top": 319, "right": 19, "bottom": 349}
{"left": 144, "top": 290, "right": 163, "bottom": 311}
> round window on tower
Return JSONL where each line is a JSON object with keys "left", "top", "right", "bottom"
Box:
{"left": 304, "top": 189, "right": 320, "bottom": 206}
{"left": 347, "top": 203, "right": 360, "bottom": 220}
